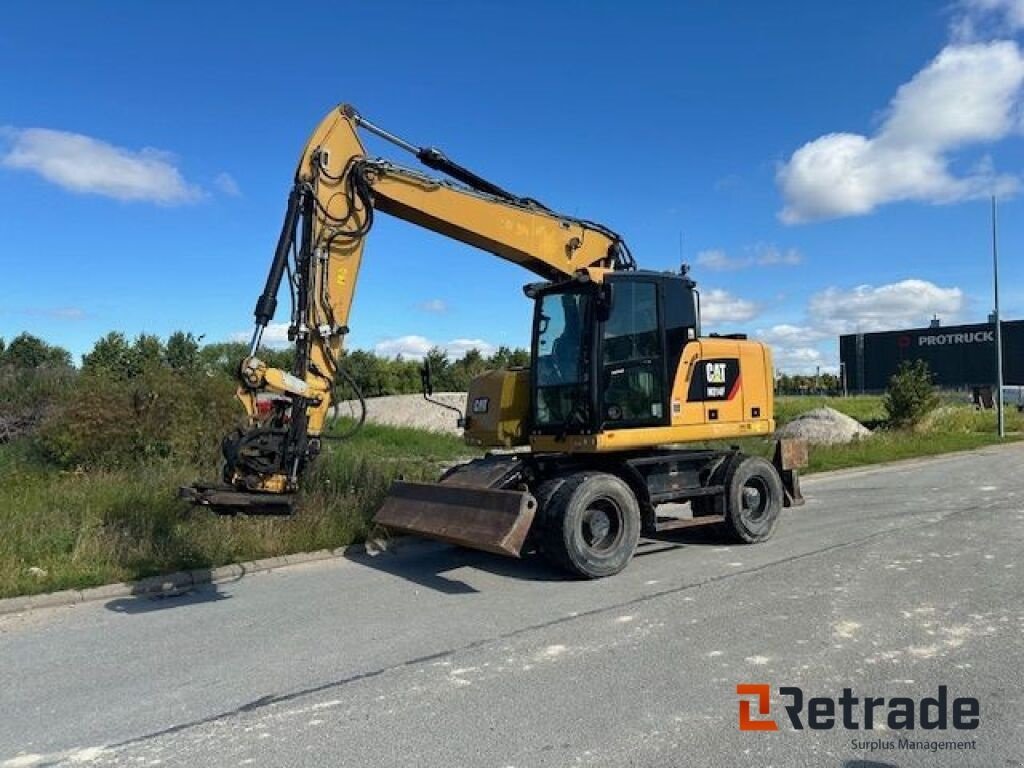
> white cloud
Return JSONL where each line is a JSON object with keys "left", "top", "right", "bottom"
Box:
{"left": 19, "top": 306, "right": 87, "bottom": 320}
{"left": 445, "top": 338, "right": 497, "bottom": 358}
{"left": 417, "top": 299, "right": 448, "bottom": 313}
{"left": 754, "top": 279, "right": 963, "bottom": 372}
{"left": 699, "top": 289, "right": 759, "bottom": 325}
{"left": 756, "top": 245, "right": 803, "bottom": 266}
{"left": 695, "top": 249, "right": 736, "bottom": 270}
{"left": 754, "top": 324, "right": 831, "bottom": 374}
{"left": 230, "top": 322, "right": 290, "bottom": 347}
{"left": 213, "top": 172, "right": 241, "bottom": 197}
{"left": 374, "top": 335, "right": 432, "bottom": 358}
{"left": 374, "top": 335, "right": 495, "bottom": 360}
{"left": 228, "top": 326, "right": 497, "bottom": 359}
{"left": 697, "top": 244, "right": 802, "bottom": 271}
{"left": 0, "top": 127, "right": 203, "bottom": 204}
{"left": 714, "top": 174, "right": 742, "bottom": 192}
{"left": 808, "top": 279, "right": 963, "bottom": 333}
{"left": 757, "top": 323, "right": 827, "bottom": 346}
{"left": 778, "top": 41, "right": 1024, "bottom": 223}
{"left": 953, "top": 0, "right": 1024, "bottom": 40}
{"left": 773, "top": 346, "right": 828, "bottom": 374}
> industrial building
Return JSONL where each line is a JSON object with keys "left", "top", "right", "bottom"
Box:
{"left": 839, "top": 319, "right": 1024, "bottom": 394}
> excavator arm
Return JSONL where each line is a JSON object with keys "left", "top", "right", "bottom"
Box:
{"left": 185, "top": 104, "right": 633, "bottom": 509}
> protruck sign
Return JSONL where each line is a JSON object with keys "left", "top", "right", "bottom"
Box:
{"left": 917, "top": 330, "right": 993, "bottom": 346}
{"left": 840, "top": 320, "right": 1024, "bottom": 392}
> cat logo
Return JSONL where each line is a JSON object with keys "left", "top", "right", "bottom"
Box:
{"left": 706, "top": 362, "right": 728, "bottom": 384}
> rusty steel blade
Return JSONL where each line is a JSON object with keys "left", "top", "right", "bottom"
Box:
{"left": 374, "top": 481, "right": 537, "bottom": 557}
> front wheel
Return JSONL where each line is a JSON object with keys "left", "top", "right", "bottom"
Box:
{"left": 724, "top": 456, "right": 783, "bottom": 543}
{"left": 541, "top": 472, "right": 641, "bottom": 579}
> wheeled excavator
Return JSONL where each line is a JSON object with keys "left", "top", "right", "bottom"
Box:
{"left": 183, "top": 104, "right": 806, "bottom": 578}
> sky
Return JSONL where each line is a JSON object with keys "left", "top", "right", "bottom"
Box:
{"left": 2, "top": 0, "right": 1023, "bottom": 373}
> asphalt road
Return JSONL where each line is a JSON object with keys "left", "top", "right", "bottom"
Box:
{"left": 2, "top": 444, "right": 1022, "bottom": 768}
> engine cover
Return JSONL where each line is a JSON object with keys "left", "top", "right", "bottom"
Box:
{"left": 463, "top": 368, "right": 530, "bottom": 448}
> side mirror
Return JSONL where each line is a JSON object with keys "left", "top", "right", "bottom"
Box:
{"left": 420, "top": 359, "right": 434, "bottom": 397}
{"left": 419, "top": 357, "right": 465, "bottom": 427}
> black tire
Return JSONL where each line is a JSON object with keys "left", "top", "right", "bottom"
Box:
{"left": 723, "top": 455, "right": 783, "bottom": 543}
{"left": 541, "top": 472, "right": 641, "bottom": 579}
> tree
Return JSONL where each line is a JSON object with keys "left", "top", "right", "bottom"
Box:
{"left": 164, "top": 331, "right": 201, "bottom": 371}
{"left": 488, "top": 345, "right": 530, "bottom": 369}
{"left": 132, "top": 333, "right": 165, "bottom": 373}
{"left": 83, "top": 332, "right": 136, "bottom": 378}
{"left": 507, "top": 347, "right": 530, "bottom": 368}
{"left": 884, "top": 359, "right": 939, "bottom": 428}
{"left": 198, "top": 341, "right": 250, "bottom": 377}
{"left": 0, "top": 333, "right": 72, "bottom": 369}
{"left": 424, "top": 347, "right": 453, "bottom": 391}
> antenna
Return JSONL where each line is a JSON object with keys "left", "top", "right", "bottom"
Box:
{"left": 992, "top": 195, "right": 1005, "bottom": 439}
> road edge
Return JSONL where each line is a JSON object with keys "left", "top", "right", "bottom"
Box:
{"left": 0, "top": 539, "right": 422, "bottom": 617}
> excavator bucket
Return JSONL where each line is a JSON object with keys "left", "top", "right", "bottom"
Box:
{"left": 373, "top": 457, "right": 537, "bottom": 557}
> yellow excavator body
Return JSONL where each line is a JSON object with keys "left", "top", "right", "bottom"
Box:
{"left": 184, "top": 103, "right": 802, "bottom": 578}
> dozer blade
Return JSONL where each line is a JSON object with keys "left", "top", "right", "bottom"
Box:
{"left": 180, "top": 483, "right": 296, "bottom": 516}
{"left": 374, "top": 481, "right": 537, "bottom": 557}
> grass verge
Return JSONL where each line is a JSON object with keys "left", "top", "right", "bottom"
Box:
{"left": 0, "top": 404, "right": 1019, "bottom": 600}
{"left": 0, "top": 423, "right": 474, "bottom": 599}
{"left": 774, "top": 394, "right": 886, "bottom": 426}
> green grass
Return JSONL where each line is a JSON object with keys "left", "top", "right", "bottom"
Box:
{"left": 1, "top": 400, "right": 1020, "bottom": 600}
{"left": 734, "top": 396, "right": 1019, "bottom": 473}
{"left": 800, "top": 430, "right": 1016, "bottom": 474}
{"left": 774, "top": 394, "right": 886, "bottom": 427}
{"left": 0, "top": 424, "right": 476, "bottom": 599}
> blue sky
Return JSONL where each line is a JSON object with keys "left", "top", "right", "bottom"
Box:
{"left": 2, "top": 0, "right": 1023, "bottom": 372}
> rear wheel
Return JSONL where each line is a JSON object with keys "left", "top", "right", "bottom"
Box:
{"left": 541, "top": 472, "right": 640, "bottom": 579}
{"left": 724, "top": 456, "right": 783, "bottom": 543}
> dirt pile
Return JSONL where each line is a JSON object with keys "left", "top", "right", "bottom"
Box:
{"left": 776, "top": 406, "right": 871, "bottom": 446}
{"left": 334, "top": 392, "right": 467, "bottom": 434}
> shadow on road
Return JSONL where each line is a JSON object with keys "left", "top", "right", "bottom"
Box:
{"left": 347, "top": 520, "right": 740, "bottom": 594}
{"left": 105, "top": 582, "right": 231, "bottom": 614}
{"left": 640, "top": 520, "right": 736, "bottom": 551}
{"left": 345, "top": 543, "right": 565, "bottom": 594}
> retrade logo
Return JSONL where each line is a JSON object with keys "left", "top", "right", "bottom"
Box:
{"left": 736, "top": 684, "right": 979, "bottom": 732}
{"left": 737, "top": 684, "right": 778, "bottom": 731}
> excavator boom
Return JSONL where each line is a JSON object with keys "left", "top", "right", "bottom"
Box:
{"left": 184, "top": 104, "right": 631, "bottom": 523}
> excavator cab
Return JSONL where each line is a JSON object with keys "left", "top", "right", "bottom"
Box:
{"left": 528, "top": 271, "right": 700, "bottom": 441}
{"left": 460, "top": 269, "right": 705, "bottom": 451}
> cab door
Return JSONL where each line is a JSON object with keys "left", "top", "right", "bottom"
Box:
{"left": 599, "top": 279, "right": 669, "bottom": 428}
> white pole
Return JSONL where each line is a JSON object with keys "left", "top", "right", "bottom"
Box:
{"left": 992, "top": 196, "right": 1005, "bottom": 439}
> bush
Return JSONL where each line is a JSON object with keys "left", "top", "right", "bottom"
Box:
{"left": 37, "top": 368, "right": 240, "bottom": 470}
{"left": 0, "top": 366, "right": 75, "bottom": 443}
{"left": 884, "top": 360, "right": 940, "bottom": 428}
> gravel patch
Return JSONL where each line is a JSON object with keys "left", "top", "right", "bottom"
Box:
{"left": 776, "top": 406, "right": 871, "bottom": 445}
{"left": 334, "top": 392, "right": 467, "bottom": 434}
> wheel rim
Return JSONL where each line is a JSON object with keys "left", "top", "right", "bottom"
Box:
{"left": 741, "top": 477, "right": 770, "bottom": 522}
{"left": 581, "top": 497, "right": 623, "bottom": 554}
